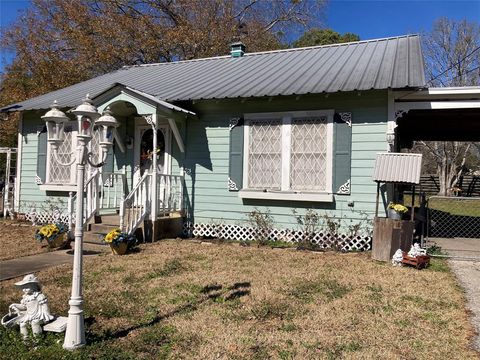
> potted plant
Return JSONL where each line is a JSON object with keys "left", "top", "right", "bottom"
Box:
{"left": 387, "top": 202, "right": 408, "bottom": 220}
{"left": 35, "top": 223, "right": 68, "bottom": 248}
{"left": 103, "top": 229, "right": 137, "bottom": 255}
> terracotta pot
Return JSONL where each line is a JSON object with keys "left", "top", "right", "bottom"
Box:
{"left": 48, "top": 233, "right": 66, "bottom": 248}
{"left": 388, "top": 209, "right": 402, "bottom": 220}
{"left": 110, "top": 242, "right": 128, "bottom": 255}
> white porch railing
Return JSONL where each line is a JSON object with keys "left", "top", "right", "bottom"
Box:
{"left": 157, "top": 174, "right": 184, "bottom": 216}
{"left": 120, "top": 172, "right": 184, "bottom": 235}
{"left": 69, "top": 167, "right": 184, "bottom": 237}
{"left": 83, "top": 170, "right": 100, "bottom": 225}
{"left": 120, "top": 172, "right": 151, "bottom": 235}
{"left": 98, "top": 170, "right": 128, "bottom": 211}
{"left": 68, "top": 168, "right": 127, "bottom": 229}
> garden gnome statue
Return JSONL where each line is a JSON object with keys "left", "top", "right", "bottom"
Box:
{"left": 6, "top": 274, "right": 54, "bottom": 338}
{"left": 392, "top": 249, "right": 403, "bottom": 267}
{"left": 408, "top": 243, "right": 426, "bottom": 257}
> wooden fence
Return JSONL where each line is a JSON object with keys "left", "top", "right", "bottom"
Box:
{"left": 418, "top": 175, "right": 480, "bottom": 197}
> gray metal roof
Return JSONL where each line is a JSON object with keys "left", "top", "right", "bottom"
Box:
{"left": 373, "top": 152, "right": 423, "bottom": 184}
{"left": 2, "top": 35, "right": 426, "bottom": 112}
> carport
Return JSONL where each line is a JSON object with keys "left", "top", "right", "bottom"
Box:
{"left": 392, "top": 87, "right": 480, "bottom": 260}
{"left": 394, "top": 87, "right": 480, "bottom": 146}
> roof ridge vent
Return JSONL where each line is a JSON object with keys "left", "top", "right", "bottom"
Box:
{"left": 230, "top": 41, "right": 246, "bottom": 58}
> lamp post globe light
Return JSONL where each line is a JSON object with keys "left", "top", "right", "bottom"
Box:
{"left": 41, "top": 95, "right": 118, "bottom": 350}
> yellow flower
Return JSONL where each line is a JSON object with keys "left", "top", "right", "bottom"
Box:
{"left": 105, "top": 229, "right": 121, "bottom": 243}
{"left": 393, "top": 204, "right": 408, "bottom": 213}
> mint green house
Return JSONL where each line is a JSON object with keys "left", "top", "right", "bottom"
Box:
{"left": 2, "top": 35, "right": 429, "bottom": 249}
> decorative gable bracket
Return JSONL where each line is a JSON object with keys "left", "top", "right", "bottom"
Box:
{"left": 337, "top": 112, "right": 352, "bottom": 127}
{"left": 229, "top": 117, "right": 242, "bottom": 131}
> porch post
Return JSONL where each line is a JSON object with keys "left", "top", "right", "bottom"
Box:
{"left": 387, "top": 90, "right": 396, "bottom": 152}
{"left": 150, "top": 113, "right": 158, "bottom": 224}
{"left": 3, "top": 149, "right": 12, "bottom": 217}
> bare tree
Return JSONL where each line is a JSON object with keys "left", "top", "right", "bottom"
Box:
{"left": 416, "top": 141, "right": 475, "bottom": 196}
{"left": 0, "top": 0, "right": 326, "bottom": 108}
{"left": 423, "top": 17, "right": 480, "bottom": 87}
{"left": 0, "top": 0, "right": 326, "bottom": 148}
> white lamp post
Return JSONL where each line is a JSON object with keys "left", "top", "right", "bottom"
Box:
{"left": 42, "top": 95, "right": 118, "bottom": 350}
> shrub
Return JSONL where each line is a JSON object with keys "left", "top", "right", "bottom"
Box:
{"left": 247, "top": 208, "right": 274, "bottom": 246}
{"left": 292, "top": 209, "right": 321, "bottom": 250}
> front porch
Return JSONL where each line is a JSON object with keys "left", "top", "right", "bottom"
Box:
{"left": 61, "top": 84, "right": 195, "bottom": 241}
{"left": 74, "top": 170, "right": 185, "bottom": 243}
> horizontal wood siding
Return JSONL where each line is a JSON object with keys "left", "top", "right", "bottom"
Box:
{"left": 18, "top": 112, "right": 68, "bottom": 211}
{"left": 182, "top": 91, "right": 388, "bottom": 230}
{"left": 18, "top": 112, "right": 135, "bottom": 213}
{"left": 18, "top": 90, "right": 388, "bottom": 234}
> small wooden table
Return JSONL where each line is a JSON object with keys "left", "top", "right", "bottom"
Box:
{"left": 401, "top": 252, "right": 430, "bottom": 269}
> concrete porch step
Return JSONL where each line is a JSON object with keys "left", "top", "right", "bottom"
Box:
{"left": 94, "top": 213, "right": 120, "bottom": 225}
{"left": 82, "top": 210, "right": 184, "bottom": 244}
{"left": 83, "top": 231, "right": 108, "bottom": 244}
{"left": 84, "top": 214, "right": 120, "bottom": 244}
{"left": 89, "top": 223, "right": 119, "bottom": 233}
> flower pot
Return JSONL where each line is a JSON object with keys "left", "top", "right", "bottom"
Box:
{"left": 48, "top": 233, "right": 66, "bottom": 248}
{"left": 388, "top": 209, "right": 402, "bottom": 220}
{"left": 110, "top": 242, "right": 128, "bottom": 255}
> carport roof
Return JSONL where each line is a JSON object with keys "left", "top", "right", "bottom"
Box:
{"left": 2, "top": 34, "right": 426, "bottom": 112}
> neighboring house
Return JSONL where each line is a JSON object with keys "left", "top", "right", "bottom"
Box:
{"left": 2, "top": 35, "right": 478, "bottom": 248}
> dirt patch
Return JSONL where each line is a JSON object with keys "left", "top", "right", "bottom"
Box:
{"left": 0, "top": 240, "right": 478, "bottom": 359}
{"left": 0, "top": 219, "right": 49, "bottom": 260}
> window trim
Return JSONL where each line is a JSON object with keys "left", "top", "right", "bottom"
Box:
{"left": 41, "top": 122, "right": 101, "bottom": 192}
{"left": 39, "top": 184, "right": 78, "bottom": 192}
{"left": 45, "top": 121, "right": 78, "bottom": 188}
{"left": 240, "top": 110, "right": 334, "bottom": 202}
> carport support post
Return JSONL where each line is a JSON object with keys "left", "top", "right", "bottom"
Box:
{"left": 375, "top": 182, "right": 380, "bottom": 218}
{"left": 411, "top": 185, "right": 415, "bottom": 221}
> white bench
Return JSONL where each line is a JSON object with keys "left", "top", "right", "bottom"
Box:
{"left": 43, "top": 316, "right": 68, "bottom": 333}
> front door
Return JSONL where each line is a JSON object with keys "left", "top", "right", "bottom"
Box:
{"left": 133, "top": 121, "right": 171, "bottom": 187}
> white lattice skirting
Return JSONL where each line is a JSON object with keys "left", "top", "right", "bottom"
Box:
{"left": 25, "top": 210, "right": 71, "bottom": 226}
{"left": 183, "top": 223, "right": 371, "bottom": 252}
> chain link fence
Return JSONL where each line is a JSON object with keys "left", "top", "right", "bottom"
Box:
{"left": 427, "top": 196, "right": 480, "bottom": 238}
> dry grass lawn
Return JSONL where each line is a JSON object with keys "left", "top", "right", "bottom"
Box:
{"left": 0, "top": 219, "right": 48, "bottom": 260}
{"left": 0, "top": 240, "right": 478, "bottom": 359}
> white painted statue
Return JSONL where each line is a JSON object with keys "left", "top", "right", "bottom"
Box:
{"left": 2, "top": 274, "right": 54, "bottom": 338}
{"left": 392, "top": 248, "right": 404, "bottom": 267}
{"left": 408, "top": 243, "right": 427, "bottom": 258}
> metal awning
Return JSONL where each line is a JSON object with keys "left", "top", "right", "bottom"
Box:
{"left": 373, "top": 152, "right": 422, "bottom": 184}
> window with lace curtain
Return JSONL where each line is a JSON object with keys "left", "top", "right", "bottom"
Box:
{"left": 242, "top": 110, "right": 334, "bottom": 201}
